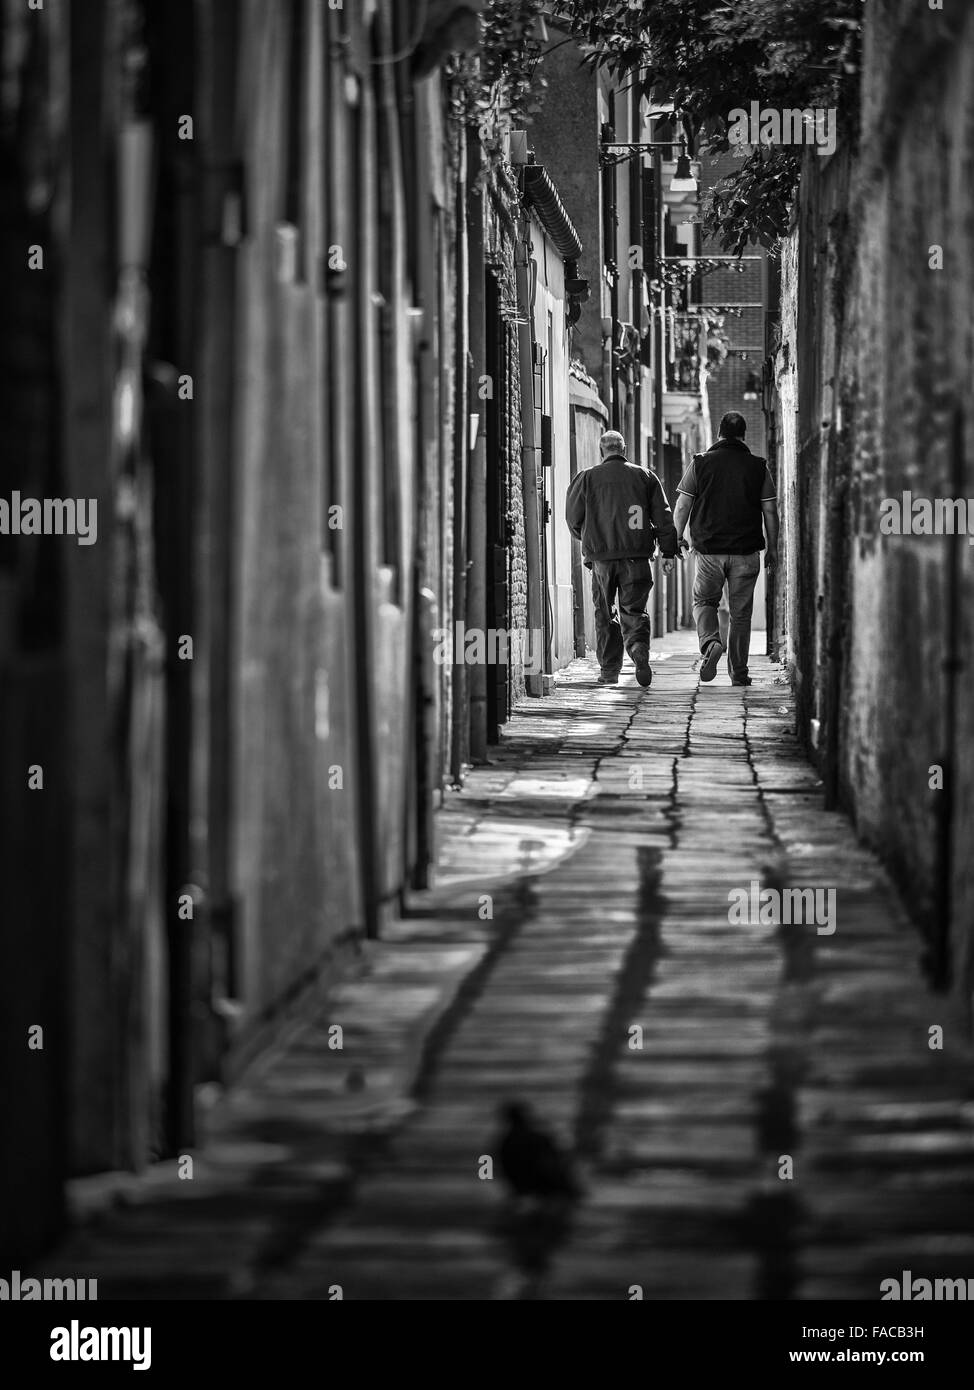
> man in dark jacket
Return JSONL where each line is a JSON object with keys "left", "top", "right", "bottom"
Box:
{"left": 672, "top": 413, "right": 779, "bottom": 685}
{"left": 566, "top": 430, "right": 678, "bottom": 687}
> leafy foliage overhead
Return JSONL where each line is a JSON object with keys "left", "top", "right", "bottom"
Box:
{"left": 447, "top": 0, "right": 550, "bottom": 144}
{"left": 554, "top": 0, "right": 863, "bottom": 253}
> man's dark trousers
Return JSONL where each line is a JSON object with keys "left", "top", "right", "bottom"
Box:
{"left": 591, "top": 556, "right": 653, "bottom": 676}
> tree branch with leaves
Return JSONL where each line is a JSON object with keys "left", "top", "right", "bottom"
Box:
{"left": 552, "top": 0, "right": 863, "bottom": 253}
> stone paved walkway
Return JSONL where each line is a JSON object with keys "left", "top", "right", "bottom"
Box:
{"left": 36, "top": 632, "right": 974, "bottom": 1300}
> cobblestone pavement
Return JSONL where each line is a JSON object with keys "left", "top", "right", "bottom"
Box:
{"left": 37, "top": 633, "right": 974, "bottom": 1300}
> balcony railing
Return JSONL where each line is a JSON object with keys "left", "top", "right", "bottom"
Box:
{"left": 665, "top": 312, "right": 703, "bottom": 394}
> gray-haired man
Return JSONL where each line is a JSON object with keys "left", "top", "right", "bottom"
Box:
{"left": 566, "top": 430, "right": 678, "bottom": 687}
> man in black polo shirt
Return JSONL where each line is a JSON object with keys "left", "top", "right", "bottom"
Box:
{"left": 672, "top": 413, "right": 779, "bottom": 685}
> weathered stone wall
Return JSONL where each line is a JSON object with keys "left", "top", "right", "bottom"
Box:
{"left": 0, "top": 0, "right": 471, "bottom": 1270}
{"left": 778, "top": 1, "right": 974, "bottom": 1009}
{"left": 845, "top": 0, "right": 974, "bottom": 1005}
{"left": 0, "top": 0, "right": 70, "bottom": 1259}
{"left": 777, "top": 143, "right": 854, "bottom": 751}
{"left": 227, "top": 0, "right": 468, "bottom": 1006}
{"left": 771, "top": 234, "right": 800, "bottom": 674}
{"left": 569, "top": 366, "right": 610, "bottom": 654}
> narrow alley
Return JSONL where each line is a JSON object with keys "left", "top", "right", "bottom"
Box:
{"left": 3, "top": 0, "right": 974, "bottom": 1343}
{"left": 33, "top": 634, "right": 974, "bottom": 1302}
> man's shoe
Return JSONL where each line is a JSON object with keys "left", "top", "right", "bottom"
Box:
{"left": 631, "top": 644, "right": 652, "bottom": 688}
{"left": 699, "top": 639, "right": 724, "bottom": 683}
{"left": 731, "top": 676, "right": 752, "bottom": 686}
{"left": 597, "top": 672, "right": 620, "bottom": 685}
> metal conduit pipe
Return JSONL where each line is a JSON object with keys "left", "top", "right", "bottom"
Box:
{"left": 515, "top": 221, "right": 545, "bottom": 698}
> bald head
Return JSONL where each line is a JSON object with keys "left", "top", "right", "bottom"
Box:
{"left": 600, "top": 431, "right": 627, "bottom": 459}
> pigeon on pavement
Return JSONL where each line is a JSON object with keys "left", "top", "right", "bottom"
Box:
{"left": 495, "top": 1101, "right": 583, "bottom": 1202}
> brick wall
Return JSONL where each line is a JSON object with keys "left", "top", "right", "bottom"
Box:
{"left": 529, "top": 25, "right": 603, "bottom": 384}
{"left": 507, "top": 314, "right": 528, "bottom": 700}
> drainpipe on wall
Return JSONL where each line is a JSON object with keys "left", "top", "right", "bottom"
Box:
{"left": 467, "top": 131, "right": 488, "bottom": 760}
{"left": 195, "top": 0, "right": 241, "bottom": 1092}
{"left": 601, "top": 153, "right": 619, "bottom": 429}
{"left": 652, "top": 149, "right": 665, "bottom": 476}
{"left": 934, "top": 404, "right": 964, "bottom": 996}
{"left": 762, "top": 355, "right": 779, "bottom": 659}
{"left": 450, "top": 125, "right": 470, "bottom": 781}
{"left": 116, "top": 115, "right": 160, "bottom": 1169}
{"left": 821, "top": 424, "right": 846, "bottom": 812}
{"left": 516, "top": 222, "right": 545, "bottom": 698}
{"left": 629, "top": 87, "right": 643, "bottom": 465}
